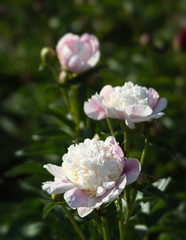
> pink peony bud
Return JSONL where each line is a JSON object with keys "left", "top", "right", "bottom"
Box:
{"left": 56, "top": 33, "right": 100, "bottom": 74}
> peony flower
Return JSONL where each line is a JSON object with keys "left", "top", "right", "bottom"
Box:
{"left": 56, "top": 33, "right": 100, "bottom": 74}
{"left": 84, "top": 81, "right": 167, "bottom": 129}
{"left": 42, "top": 136, "right": 140, "bottom": 217}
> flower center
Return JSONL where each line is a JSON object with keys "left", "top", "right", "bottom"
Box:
{"left": 62, "top": 138, "right": 122, "bottom": 197}
{"left": 103, "top": 82, "right": 153, "bottom": 110}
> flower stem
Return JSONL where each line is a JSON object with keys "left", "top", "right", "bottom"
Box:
{"left": 106, "top": 118, "right": 114, "bottom": 136}
{"left": 123, "top": 189, "right": 138, "bottom": 238}
{"left": 61, "top": 205, "right": 86, "bottom": 240}
{"left": 117, "top": 196, "right": 124, "bottom": 240}
{"left": 140, "top": 137, "right": 148, "bottom": 169}
{"left": 101, "top": 216, "right": 110, "bottom": 240}
{"left": 123, "top": 127, "right": 131, "bottom": 218}
{"left": 48, "top": 66, "right": 70, "bottom": 107}
{"left": 124, "top": 130, "right": 130, "bottom": 158}
{"left": 123, "top": 136, "right": 148, "bottom": 238}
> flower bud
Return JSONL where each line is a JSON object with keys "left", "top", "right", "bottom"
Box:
{"left": 59, "top": 71, "right": 67, "bottom": 84}
{"left": 51, "top": 194, "right": 64, "bottom": 202}
{"left": 134, "top": 173, "right": 145, "bottom": 190}
{"left": 56, "top": 33, "right": 100, "bottom": 74}
{"left": 40, "top": 47, "right": 56, "bottom": 64}
{"left": 136, "top": 173, "right": 145, "bottom": 185}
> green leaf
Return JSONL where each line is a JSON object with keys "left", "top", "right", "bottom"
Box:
{"left": 41, "top": 106, "right": 75, "bottom": 130}
{"left": 146, "top": 224, "right": 186, "bottom": 238}
{"left": 7, "top": 162, "right": 46, "bottom": 177}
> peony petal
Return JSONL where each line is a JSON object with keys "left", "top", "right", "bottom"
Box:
{"left": 56, "top": 33, "right": 79, "bottom": 51}
{"left": 152, "top": 112, "right": 165, "bottom": 119}
{"left": 124, "top": 158, "right": 141, "bottom": 185}
{"left": 125, "top": 115, "right": 135, "bottom": 129}
{"left": 87, "top": 51, "right": 100, "bottom": 66}
{"left": 80, "top": 34, "right": 99, "bottom": 52}
{"left": 77, "top": 207, "right": 94, "bottom": 218}
{"left": 78, "top": 42, "right": 91, "bottom": 62}
{"left": 43, "top": 164, "right": 65, "bottom": 179}
{"left": 42, "top": 180, "right": 75, "bottom": 194}
{"left": 105, "top": 136, "right": 125, "bottom": 170}
{"left": 125, "top": 105, "right": 153, "bottom": 118}
{"left": 64, "top": 188, "right": 88, "bottom": 209}
{"left": 106, "top": 107, "right": 125, "bottom": 120}
{"left": 60, "top": 45, "right": 73, "bottom": 68}
{"left": 67, "top": 55, "right": 84, "bottom": 74}
{"left": 101, "top": 174, "right": 127, "bottom": 204}
{"left": 96, "top": 186, "right": 107, "bottom": 197}
{"left": 153, "top": 98, "right": 167, "bottom": 114}
{"left": 148, "top": 88, "right": 159, "bottom": 108}
{"left": 100, "top": 85, "right": 113, "bottom": 99}
{"left": 84, "top": 95, "right": 107, "bottom": 120}
{"left": 103, "top": 181, "right": 116, "bottom": 189}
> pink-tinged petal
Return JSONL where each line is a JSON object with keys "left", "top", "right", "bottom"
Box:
{"left": 67, "top": 55, "right": 82, "bottom": 74}
{"left": 64, "top": 188, "right": 88, "bottom": 209}
{"left": 78, "top": 43, "right": 91, "bottom": 61}
{"left": 79, "top": 177, "right": 126, "bottom": 210}
{"left": 105, "top": 136, "right": 124, "bottom": 170}
{"left": 42, "top": 180, "right": 75, "bottom": 194}
{"left": 59, "top": 45, "right": 73, "bottom": 68}
{"left": 87, "top": 51, "right": 100, "bottom": 66}
{"left": 84, "top": 95, "right": 107, "bottom": 120}
{"left": 80, "top": 34, "right": 99, "bottom": 52}
{"left": 101, "top": 173, "right": 127, "bottom": 203}
{"left": 77, "top": 207, "right": 94, "bottom": 218}
{"left": 56, "top": 33, "right": 79, "bottom": 53}
{"left": 153, "top": 98, "right": 167, "bottom": 114}
{"left": 125, "top": 105, "right": 153, "bottom": 118}
{"left": 100, "top": 85, "right": 113, "bottom": 99}
{"left": 124, "top": 158, "right": 141, "bottom": 185}
{"left": 148, "top": 88, "right": 159, "bottom": 108}
{"left": 43, "top": 164, "right": 65, "bottom": 179}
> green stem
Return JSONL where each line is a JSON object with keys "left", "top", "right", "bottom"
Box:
{"left": 140, "top": 137, "right": 148, "bottom": 169}
{"left": 101, "top": 216, "right": 110, "bottom": 240}
{"left": 48, "top": 66, "right": 70, "bottom": 108}
{"left": 117, "top": 196, "right": 124, "bottom": 240}
{"left": 123, "top": 136, "right": 148, "bottom": 238}
{"left": 61, "top": 205, "right": 86, "bottom": 240}
{"left": 125, "top": 187, "right": 130, "bottom": 216}
{"left": 106, "top": 118, "right": 114, "bottom": 136}
{"left": 123, "top": 126, "right": 131, "bottom": 221}
{"left": 124, "top": 130, "right": 130, "bottom": 158}
{"left": 123, "top": 189, "right": 138, "bottom": 238}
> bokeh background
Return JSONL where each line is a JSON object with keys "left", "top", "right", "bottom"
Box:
{"left": 1, "top": 0, "right": 186, "bottom": 239}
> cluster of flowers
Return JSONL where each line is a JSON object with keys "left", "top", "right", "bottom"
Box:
{"left": 42, "top": 33, "right": 167, "bottom": 218}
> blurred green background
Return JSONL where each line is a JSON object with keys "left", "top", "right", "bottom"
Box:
{"left": 1, "top": 0, "right": 186, "bottom": 239}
